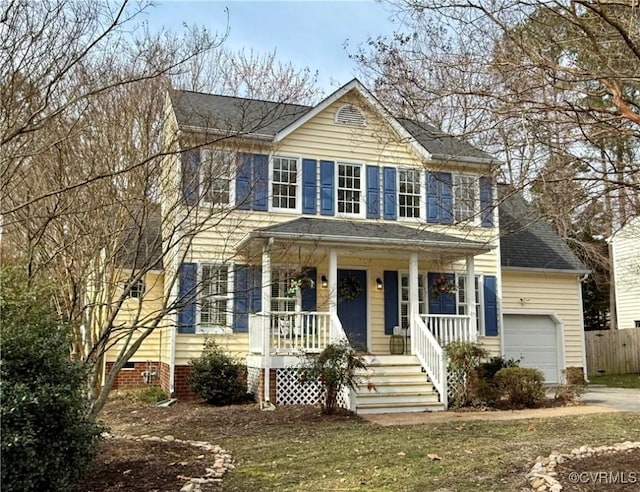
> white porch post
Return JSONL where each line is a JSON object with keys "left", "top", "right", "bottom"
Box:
{"left": 328, "top": 248, "right": 338, "bottom": 315}
{"left": 465, "top": 255, "right": 477, "bottom": 341}
{"left": 409, "top": 252, "right": 419, "bottom": 355}
{"left": 262, "top": 240, "right": 272, "bottom": 402}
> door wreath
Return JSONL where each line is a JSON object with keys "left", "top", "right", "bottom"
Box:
{"left": 338, "top": 274, "right": 363, "bottom": 302}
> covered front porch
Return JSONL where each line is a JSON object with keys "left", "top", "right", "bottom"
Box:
{"left": 237, "top": 217, "right": 494, "bottom": 410}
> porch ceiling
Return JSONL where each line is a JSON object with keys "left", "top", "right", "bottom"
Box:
{"left": 235, "top": 217, "right": 492, "bottom": 260}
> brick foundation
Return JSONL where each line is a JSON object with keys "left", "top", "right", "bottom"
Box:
{"left": 105, "top": 361, "right": 160, "bottom": 390}
{"left": 107, "top": 361, "right": 270, "bottom": 402}
{"left": 256, "top": 368, "right": 277, "bottom": 403}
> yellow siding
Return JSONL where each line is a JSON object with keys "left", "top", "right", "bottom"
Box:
{"left": 501, "top": 270, "right": 585, "bottom": 369}
{"left": 106, "top": 271, "right": 167, "bottom": 363}
{"left": 611, "top": 218, "right": 640, "bottom": 330}
{"left": 167, "top": 89, "right": 501, "bottom": 362}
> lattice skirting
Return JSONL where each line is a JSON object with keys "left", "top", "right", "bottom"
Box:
{"left": 276, "top": 368, "right": 321, "bottom": 405}
{"left": 447, "top": 368, "right": 466, "bottom": 402}
{"left": 273, "top": 368, "right": 351, "bottom": 409}
{"left": 247, "top": 367, "right": 259, "bottom": 396}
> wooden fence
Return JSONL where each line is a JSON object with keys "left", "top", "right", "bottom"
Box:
{"left": 585, "top": 328, "right": 640, "bottom": 375}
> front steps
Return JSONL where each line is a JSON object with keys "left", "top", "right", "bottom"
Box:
{"left": 355, "top": 355, "right": 445, "bottom": 414}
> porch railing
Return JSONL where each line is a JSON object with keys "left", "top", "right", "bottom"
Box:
{"left": 249, "top": 311, "right": 335, "bottom": 354}
{"left": 412, "top": 313, "right": 448, "bottom": 409}
{"left": 421, "top": 314, "right": 475, "bottom": 346}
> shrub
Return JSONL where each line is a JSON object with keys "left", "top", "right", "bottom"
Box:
{"left": 189, "top": 339, "right": 253, "bottom": 405}
{"left": 0, "top": 268, "right": 103, "bottom": 492}
{"left": 494, "top": 367, "right": 545, "bottom": 407}
{"left": 445, "top": 341, "right": 489, "bottom": 407}
{"left": 564, "top": 367, "right": 587, "bottom": 387}
{"left": 554, "top": 367, "right": 588, "bottom": 404}
{"left": 114, "top": 385, "right": 168, "bottom": 404}
{"left": 297, "top": 341, "right": 370, "bottom": 415}
{"left": 473, "top": 355, "right": 521, "bottom": 405}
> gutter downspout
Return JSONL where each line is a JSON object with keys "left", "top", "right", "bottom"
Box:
{"left": 169, "top": 250, "right": 178, "bottom": 397}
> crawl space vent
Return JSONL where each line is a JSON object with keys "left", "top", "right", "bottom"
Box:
{"left": 335, "top": 104, "right": 366, "bottom": 127}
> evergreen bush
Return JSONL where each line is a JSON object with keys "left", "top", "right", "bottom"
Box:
{"left": 0, "top": 268, "right": 103, "bottom": 492}
{"left": 188, "top": 339, "right": 252, "bottom": 405}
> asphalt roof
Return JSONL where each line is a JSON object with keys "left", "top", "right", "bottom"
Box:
{"left": 169, "top": 83, "right": 495, "bottom": 162}
{"left": 115, "top": 204, "right": 163, "bottom": 271}
{"left": 498, "top": 185, "right": 586, "bottom": 272}
{"left": 244, "top": 217, "right": 488, "bottom": 250}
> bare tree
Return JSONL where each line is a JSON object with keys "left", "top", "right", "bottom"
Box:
{"left": 1, "top": 0, "right": 320, "bottom": 415}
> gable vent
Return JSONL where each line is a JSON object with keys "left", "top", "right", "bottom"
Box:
{"left": 335, "top": 104, "right": 366, "bottom": 127}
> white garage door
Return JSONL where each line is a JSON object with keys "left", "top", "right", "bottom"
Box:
{"left": 503, "top": 314, "right": 560, "bottom": 383}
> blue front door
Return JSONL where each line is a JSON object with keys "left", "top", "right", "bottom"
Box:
{"left": 337, "top": 269, "right": 367, "bottom": 349}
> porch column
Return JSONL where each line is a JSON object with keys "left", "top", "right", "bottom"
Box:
{"left": 328, "top": 248, "right": 338, "bottom": 315}
{"left": 261, "top": 240, "right": 272, "bottom": 402}
{"left": 409, "top": 252, "right": 419, "bottom": 355}
{"left": 465, "top": 255, "right": 477, "bottom": 341}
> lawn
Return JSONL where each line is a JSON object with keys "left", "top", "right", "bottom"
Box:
{"left": 589, "top": 373, "right": 640, "bottom": 389}
{"left": 90, "top": 400, "right": 640, "bottom": 492}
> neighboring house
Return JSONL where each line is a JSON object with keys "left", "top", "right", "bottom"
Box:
{"left": 609, "top": 216, "right": 640, "bottom": 330}
{"left": 104, "top": 79, "right": 587, "bottom": 413}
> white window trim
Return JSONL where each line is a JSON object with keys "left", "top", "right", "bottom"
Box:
{"left": 453, "top": 173, "right": 480, "bottom": 225}
{"left": 200, "top": 148, "right": 235, "bottom": 208}
{"left": 270, "top": 265, "right": 302, "bottom": 313}
{"left": 456, "top": 273, "right": 485, "bottom": 336}
{"left": 397, "top": 168, "right": 425, "bottom": 223}
{"left": 335, "top": 160, "right": 366, "bottom": 219}
{"left": 269, "top": 155, "right": 302, "bottom": 214}
{"left": 399, "top": 271, "right": 427, "bottom": 330}
{"left": 196, "top": 263, "right": 233, "bottom": 335}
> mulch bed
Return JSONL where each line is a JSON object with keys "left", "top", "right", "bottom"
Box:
{"left": 74, "top": 438, "right": 223, "bottom": 492}
{"left": 554, "top": 448, "right": 640, "bottom": 492}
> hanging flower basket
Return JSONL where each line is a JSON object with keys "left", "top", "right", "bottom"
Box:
{"left": 286, "top": 272, "right": 315, "bottom": 297}
{"left": 430, "top": 274, "right": 456, "bottom": 299}
{"left": 338, "top": 274, "right": 363, "bottom": 302}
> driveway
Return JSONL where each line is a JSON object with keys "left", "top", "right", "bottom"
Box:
{"left": 582, "top": 385, "right": 640, "bottom": 412}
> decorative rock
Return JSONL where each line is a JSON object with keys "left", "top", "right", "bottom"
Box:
{"left": 103, "top": 432, "right": 235, "bottom": 491}
{"left": 526, "top": 440, "right": 640, "bottom": 492}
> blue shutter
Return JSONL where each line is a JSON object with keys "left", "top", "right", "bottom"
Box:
{"left": 233, "top": 265, "right": 249, "bottom": 333}
{"left": 302, "top": 159, "right": 317, "bottom": 214}
{"left": 479, "top": 176, "right": 493, "bottom": 227}
{"left": 235, "top": 153, "right": 252, "bottom": 210}
{"left": 181, "top": 149, "right": 200, "bottom": 206}
{"left": 427, "top": 272, "right": 456, "bottom": 314}
{"left": 250, "top": 265, "right": 262, "bottom": 313}
{"left": 252, "top": 154, "right": 268, "bottom": 211}
{"left": 366, "top": 165, "right": 380, "bottom": 219}
{"left": 320, "top": 160, "right": 335, "bottom": 216}
{"left": 301, "top": 267, "right": 317, "bottom": 311}
{"left": 484, "top": 275, "right": 498, "bottom": 336}
{"left": 440, "top": 172, "right": 453, "bottom": 224}
{"left": 426, "top": 172, "right": 439, "bottom": 223}
{"left": 426, "top": 172, "right": 453, "bottom": 224}
{"left": 383, "top": 167, "right": 397, "bottom": 220}
{"left": 178, "top": 263, "right": 197, "bottom": 334}
{"left": 384, "top": 270, "right": 399, "bottom": 335}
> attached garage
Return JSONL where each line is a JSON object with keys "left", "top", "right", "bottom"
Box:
{"left": 503, "top": 314, "right": 563, "bottom": 383}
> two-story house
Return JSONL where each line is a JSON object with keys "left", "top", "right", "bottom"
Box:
{"left": 105, "top": 80, "right": 588, "bottom": 413}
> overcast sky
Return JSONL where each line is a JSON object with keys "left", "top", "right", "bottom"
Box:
{"left": 144, "top": 0, "right": 399, "bottom": 92}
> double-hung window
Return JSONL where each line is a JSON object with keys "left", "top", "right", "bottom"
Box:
{"left": 400, "top": 273, "right": 426, "bottom": 330}
{"left": 270, "top": 267, "right": 299, "bottom": 313}
{"left": 201, "top": 149, "right": 233, "bottom": 206}
{"left": 272, "top": 156, "right": 298, "bottom": 210}
{"left": 457, "top": 274, "right": 483, "bottom": 334}
{"left": 453, "top": 174, "right": 477, "bottom": 223}
{"left": 337, "top": 163, "right": 362, "bottom": 215}
{"left": 199, "top": 264, "right": 232, "bottom": 333}
{"left": 399, "top": 169, "right": 421, "bottom": 218}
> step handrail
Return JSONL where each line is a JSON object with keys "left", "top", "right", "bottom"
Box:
{"left": 411, "top": 312, "right": 448, "bottom": 409}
